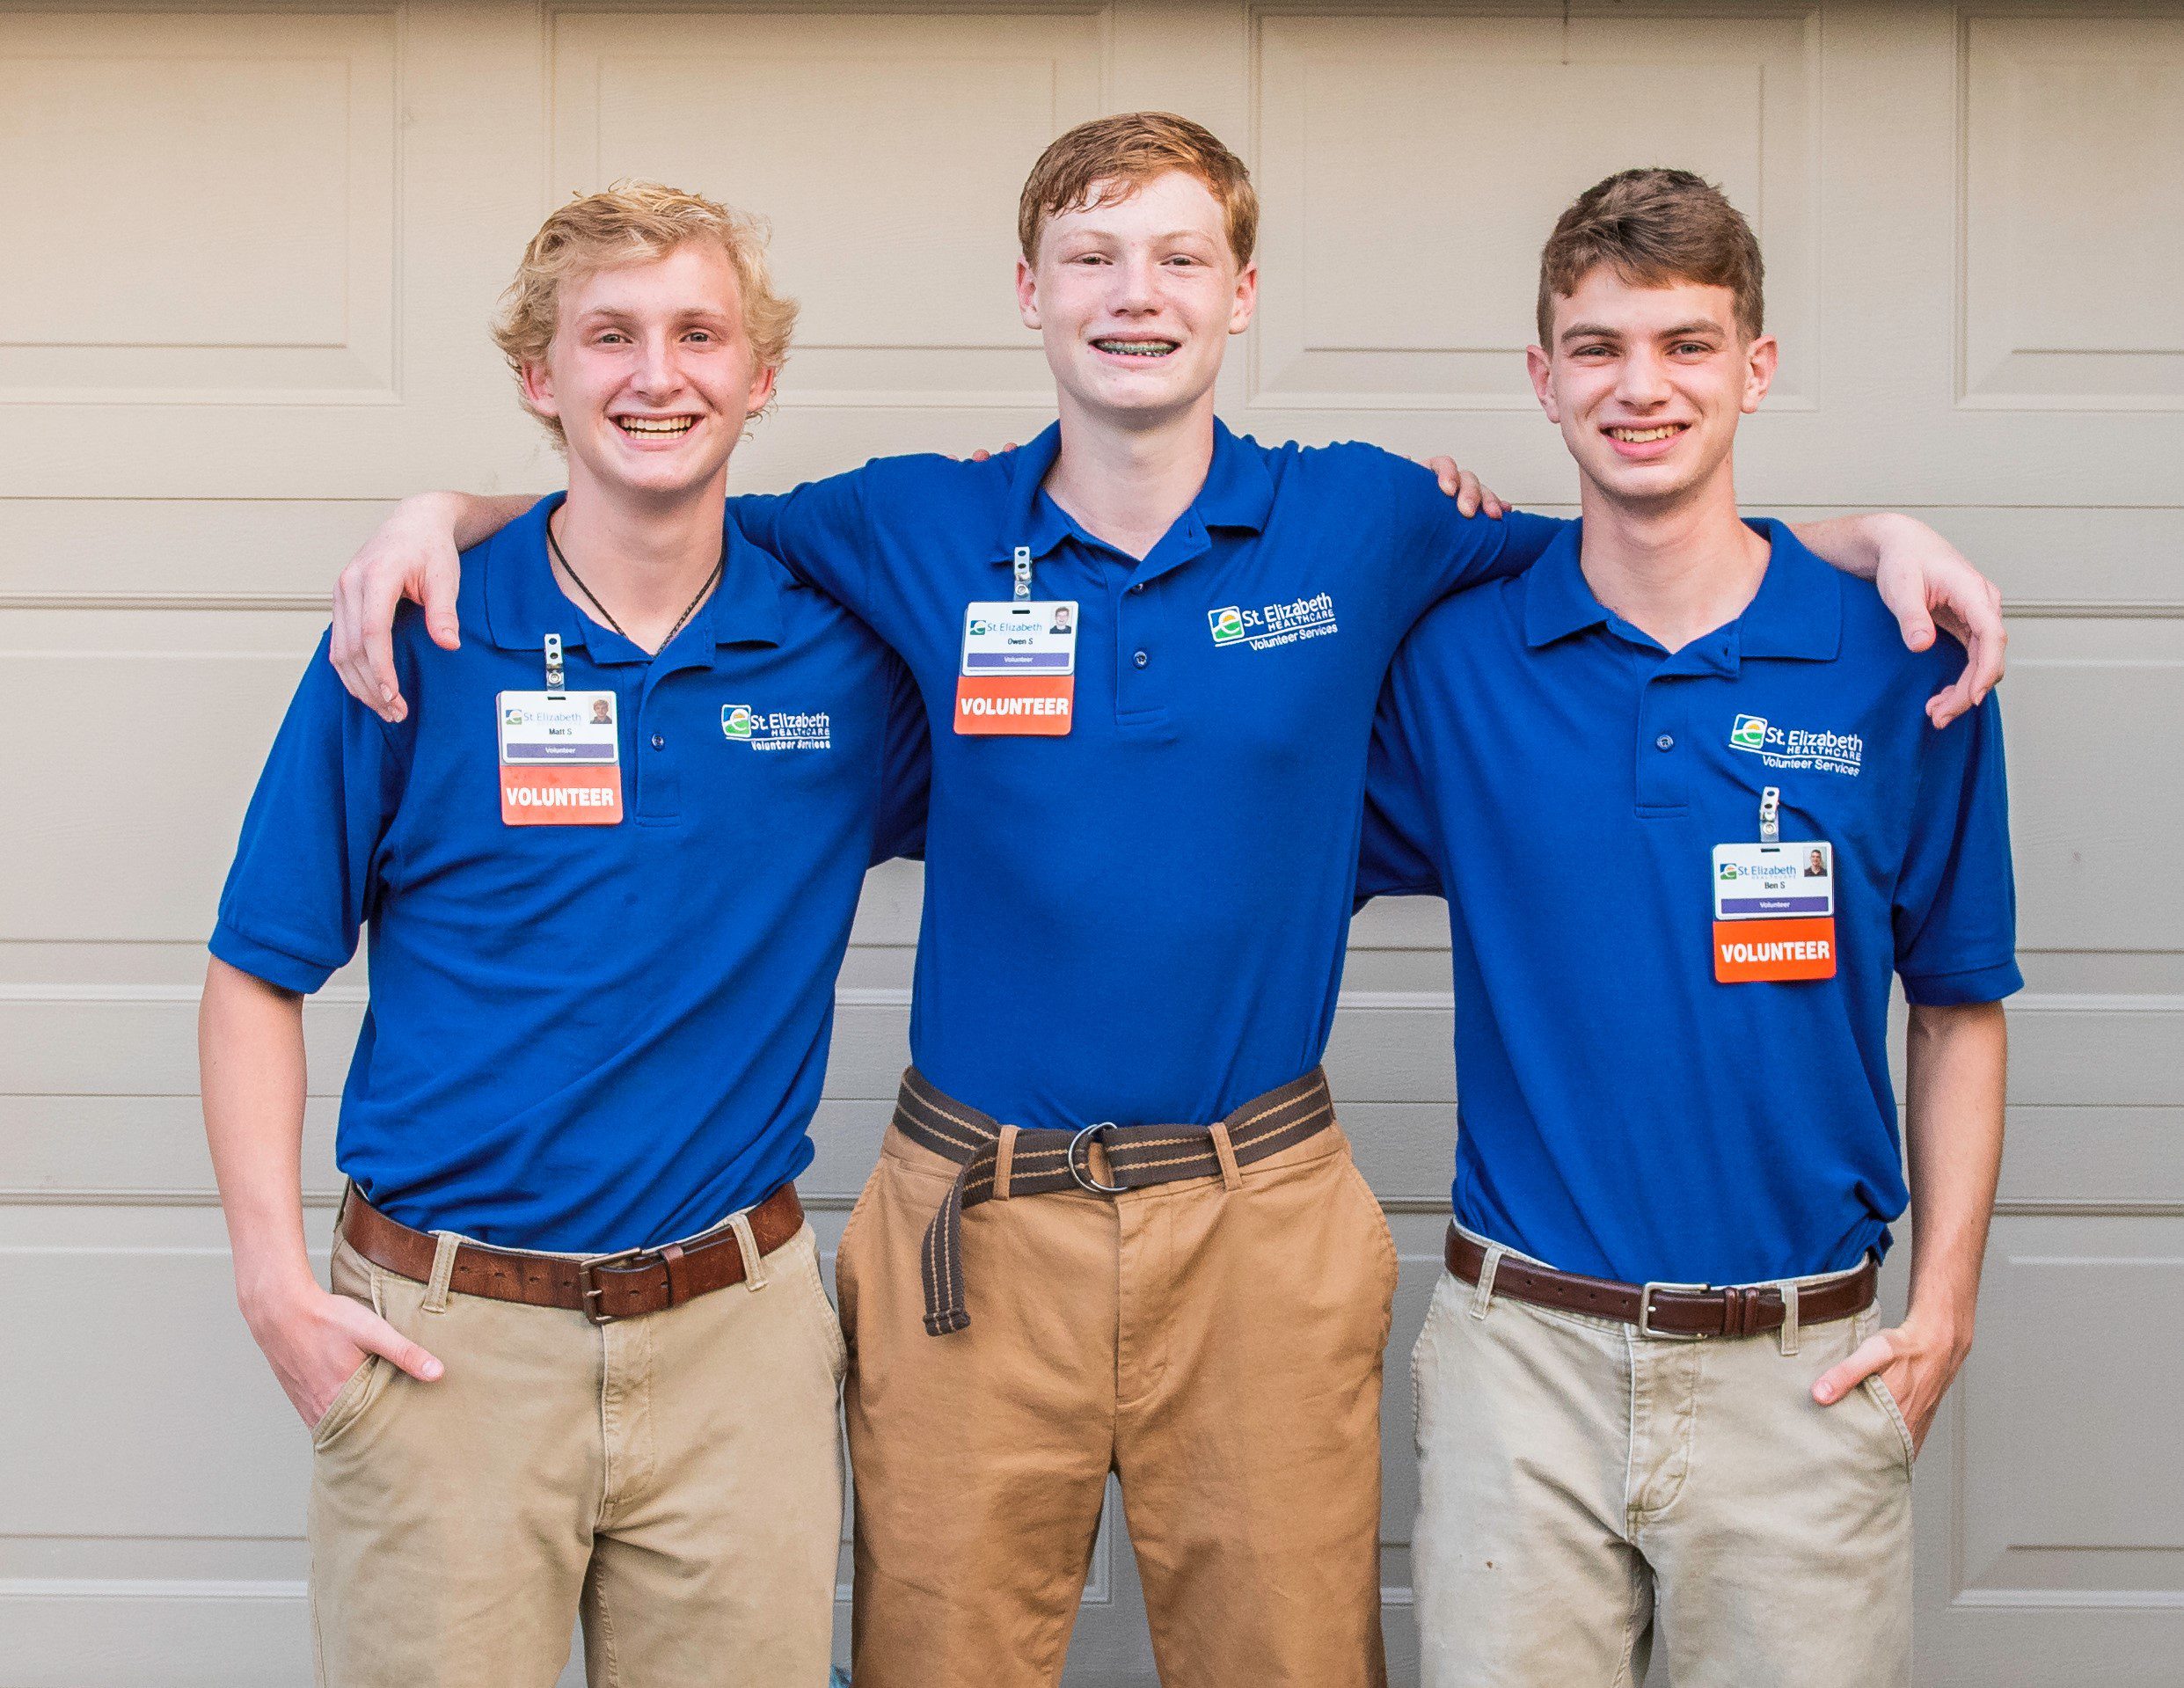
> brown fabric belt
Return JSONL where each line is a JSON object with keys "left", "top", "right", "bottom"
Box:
{"left": 339, "top": 1182, "right": 805, "bottom": 1324}
{"left": 1445, "top": 1226, "right": 1877, "bottom": 1340}
{"left": 893, "top": 1065, "right": 1338, "bottom": 1337}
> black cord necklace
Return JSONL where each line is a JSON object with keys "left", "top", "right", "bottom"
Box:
{"left": 547, "top": 518, "right": 722, "bottom": 654}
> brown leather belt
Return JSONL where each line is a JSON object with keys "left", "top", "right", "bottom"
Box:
{"left": 1446, "top": 1226, "right": 1875, "bottom": 1340}
{"left": 340, "top": 1183, "right": 804, "bottom": 1324}
{"left": 893, "top": 1065, "right": 1338, "bottom": 1337}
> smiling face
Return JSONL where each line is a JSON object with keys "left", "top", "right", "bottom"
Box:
{"left": 520, "top": 241, "right": 777, "bottom": 507}
{"left": 1016, "top": 170, "right": 1257, "bottom": 432}
{"left": 1528, "top": 264, "right": 1777, "bottom": 514}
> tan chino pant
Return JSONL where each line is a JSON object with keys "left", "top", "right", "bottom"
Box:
{"left": 309, "top": 1214, "right": 846, "bottom": 1687}
{"left": 1410, "top": 1236, "right": 1915, "bottom": 1688}
{"left": 837, "top": 1116, "right": 1399, "bottom": 1688}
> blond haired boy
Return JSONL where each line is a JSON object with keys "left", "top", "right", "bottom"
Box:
{"left": 200, "top": 185, "right": 925, "bottom": 1686}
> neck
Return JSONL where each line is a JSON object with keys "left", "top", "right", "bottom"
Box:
{"left": 551, "top": 463, "right": 729, "bottom": 653}
{"left": 1041, "top": 388, "right": 1218, "bottom": 560}
{"left": 1575, "top": 464, "right": 1768, "bottom": 652}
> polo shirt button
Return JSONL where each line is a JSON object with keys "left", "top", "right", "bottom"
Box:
{"left": 1128, "top": 583, "right": 1144, "bottom": 595}
{"left": 1133, "top": 649, "right": 1150, "bottom": 669}
{"left": 651, "top": 733, "right": 665, "bottom": 749}
{"left": 1654, "top": 734, "right": 1674, "bottom": 751}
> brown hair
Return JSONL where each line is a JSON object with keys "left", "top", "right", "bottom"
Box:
{"left": 1536, "top": 168, "right": 1763, "bottom": 347}
{"left": 492, "top": 181, "right": 798, "bottom": 442}
{"left": 1017, "top": 112, "right": 1258, "bottom": 267}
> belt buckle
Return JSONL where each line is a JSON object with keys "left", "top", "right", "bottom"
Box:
{"left": 1637, "top": 1279, "right": 1712, "bottom": 1341}
{"left": 1066, "top": 1122, "right": 1128, "bottom": 1195}
{"left": 579, "top": 1246, "right": 660, "bottom": 1325}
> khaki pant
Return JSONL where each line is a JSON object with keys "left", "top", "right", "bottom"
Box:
{"left": 836, "top": 1117, "right": 1398, "bottom": 1688}
{"left": 310, "top": 1214, "right": 846, "bottom": 1688}
{"left": 1410, "top": 1241, "right": 1915, "bottom": 1688}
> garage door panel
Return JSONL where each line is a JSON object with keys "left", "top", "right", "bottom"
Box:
{"left": 1962, "top": 17, "right": 2184, "bottom": 407}
{"left": 0, "top": 501, "right": 391, "bottom": 605}
{"left": 1954, "top": 1216, "right": 2184, "bottom": 1601}
{"left": 1253, "top": 8, "right": 1815, "bottom": 410}
{"left": 0, "top": 9, "right": 396, "bottom": 405}
{"left": 553, "top": 8, "right": 1107, "bottom": 408}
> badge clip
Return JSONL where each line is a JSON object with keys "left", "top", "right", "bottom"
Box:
{"left": 544, "top": 632, "right": 566, "bottom": 697}
{"left": 1012, "top": 545, "right": 1033, "bottom": 603}
{"left": 1759, "top": 785, "right": 1780, "bottom": 844}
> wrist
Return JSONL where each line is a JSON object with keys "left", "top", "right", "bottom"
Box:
{"left": 1900, "top": 1300, "right": 1975, "bottom": 1361}
{"left": 234, "top": 1256, "right": 321, "bottom": 1329}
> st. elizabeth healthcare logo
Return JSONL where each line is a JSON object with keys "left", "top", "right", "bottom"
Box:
{"left": 1727, "top": 711, "right": 1862, "bottom": 776}
{"left": 1206, "top": 591, "right": 1338, "bottom": 653}
{"left": 721, "top": 704, "right": 832, "bottom": 751}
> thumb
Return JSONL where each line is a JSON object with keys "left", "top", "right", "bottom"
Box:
{"left": 340, "top": 1303, "right": 444, "bottom": 1383}
{"left": 423, "top": 551, "right": 463, "bottom": 651}
{"left": 1893, "top": 598, "right": 1937, "bottom": 654}
{"left": 1812, "top": 1333, "right": 1891, "bottom": 1406}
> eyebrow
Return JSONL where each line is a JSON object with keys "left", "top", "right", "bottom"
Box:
{"left": 1559, "top": 318, "right": 1728, "bottom": 344}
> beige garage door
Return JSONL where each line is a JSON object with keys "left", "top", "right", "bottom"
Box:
{"left": 4, "top": 4, "right": 2179, "bottom": 1684}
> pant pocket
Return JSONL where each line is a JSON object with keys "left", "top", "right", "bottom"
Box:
{"left": 1864, "top": 1373, "right": 1918, "bottom": 1478}
{"left": 310, "top": 1354, "right": 389, "bottom": 1450}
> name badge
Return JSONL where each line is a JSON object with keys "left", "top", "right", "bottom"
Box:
{"left": 497, "top": 690, "right": 623, "bottom": 825}
{"left": 1712, "top": 841, "right": 1835, "bottom": 982}
{"left": 954, "top": 600, "right": 1077, "bottom": 736}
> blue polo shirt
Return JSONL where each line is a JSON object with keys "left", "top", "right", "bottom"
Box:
{"left": 734, "top": 420, "right": 1564, "bottom": 1131}
{"left": 1363, "top": 520, "right": 2020, "bottom": 1285}
{"left": 211, "top": 497, "right": 928, "bottom": 1252}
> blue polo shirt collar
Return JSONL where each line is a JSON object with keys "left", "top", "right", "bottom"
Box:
{"left": 985, "top": 418, "right": 1277, "bottom": 584}
{"left": 484, "top": 493, "right": 784, "bottom": 667}
{"left": 1523, "top": 516, "right": 1842, "bottom": 668}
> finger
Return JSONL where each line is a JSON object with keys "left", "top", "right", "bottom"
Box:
{"left": 340, "top": 1304, "right": 443, "bottom": 1383}
{"left": 968, "top": 448, "right": 993, "bottom": 463}
{"left": 330, "top": 569, "right": 378, "bottom": 712}
{"left": 1455, "top": 470, "right": 1483, "bottom": 519}
{"left": 423, "top": 550, "right": 462, "bottom": 652}
{"left": 1424, "top": 455, "right": 1461, "bottom": 498}
{"left": 1891, "top": 596, "right": 1937, "bottom": 656}
{"left": 1812, "top": 1334, "right": 1893, "bottom": 1406}
{"left": 1481, "top": 486, "right": 1508, "bottom": 520}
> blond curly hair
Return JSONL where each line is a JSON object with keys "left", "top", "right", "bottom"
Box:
{"left": 492, "top": 182, "right": 799, "bottom": 441}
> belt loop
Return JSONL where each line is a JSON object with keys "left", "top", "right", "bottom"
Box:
{"left": 421, "top": 1231, "right": 460, "bottom": 1315}
{"left": 994, "top": 1123, "right": 1018, "bottom": 1201}
{"left": 1468, "top": 1243, "right": 1505, "bottom": 1320}
{"left": 1779, "top": 1281, "right": 1801, "bottom": 1356}
{"left": 728, "top": 1210, "right": 767, "bottom": 1292}
{"left": 660, "top": 1242, "right": 689, "bottom": 1308}
{"left": 1207, "top": 1120, "right": 1244, "bottom": 1193}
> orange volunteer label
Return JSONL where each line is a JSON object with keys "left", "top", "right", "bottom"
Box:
{"left": 953, "top": 675, "right": 1074, "bottom": 735}
{"left": 1713, "top": 917, "right": 1837, "bottom": 983}
{"left": 500, "top": 764, "right": 623, "bottom": 825}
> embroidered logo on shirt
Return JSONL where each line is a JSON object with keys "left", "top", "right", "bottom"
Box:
{"left": 722, "top": 705, "right": 832, "bottom": 751}
{"left": 1727, "top": 713, "right": 1862, "bottom": 777}
{"left": 1206, "top": 592, "right": 1338, "bottom": 652}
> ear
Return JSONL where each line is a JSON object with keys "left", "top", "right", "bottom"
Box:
{"left": 746, "top": 359, "right": 778, "bottom": 414}
{"left": 1741, "top": 333, "right": 1779, "bottom": 413}
{"left": 1228, "top": 259, "right": 1260, "bottom": 336}
{"left": 1526, "top": 345, "right": 1559, "bottom": 425}
{"left": 1016, "top": 255, "right": 1041, "bottom": 331}
{"left": 519, "top": 357, "right": 559, "bottom": 423}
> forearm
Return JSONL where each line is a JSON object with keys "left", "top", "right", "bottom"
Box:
{"left": 198, "top": 957, "right": 315, "bottom": 1312}
{"left": 1901, "top": 1000, "right": 2009, "bottom": 1341}
{"left": 410, "top": 490, "right": 539, "bottom": 552}
{"left": 1790, "top": 512, "right": 1920, "bottom": 581}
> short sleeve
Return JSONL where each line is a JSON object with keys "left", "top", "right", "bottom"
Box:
{"left": 1369, "top": 448, "right": 1568, "bottom": 623}
{"left": 209, "top": 631, "right": 407, "bottom": 993}
{"left": 730, "top": 469, "right": 880, "bottom": 618}
{"left": 871, "top": 655, "right": 931, "bottom": 866}
{"left": 1894, "top": 684, "right": 2022, "bottom": 1005}
{"left": 1358, "top": 653, "right": 1448, "bottom": 902}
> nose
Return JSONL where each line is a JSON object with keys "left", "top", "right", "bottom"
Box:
{"left": 1614, "top": 345, "right": 1673, "bottom": 409}
{"left": 631, "top": 331, "right": 681, "bottom": 396}
{"left": 1112, "top": 252, "right": 1162, "bottom": 315}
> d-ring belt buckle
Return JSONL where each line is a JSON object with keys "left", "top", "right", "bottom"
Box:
{"left": 1066, "top": 1122, "right": 1127, "bottom": 1195}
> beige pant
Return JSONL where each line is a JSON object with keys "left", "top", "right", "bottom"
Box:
{"left": 310, "top": 1215, "right": 846, "bottom": 1688}
{"left": 836, "top": 1118, "right": 1398, "bottom": 1688}
{"left": 1410, "top": 1244, "right": 1915, "bottom": 1688}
